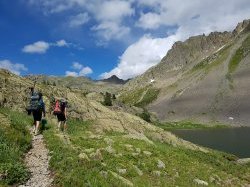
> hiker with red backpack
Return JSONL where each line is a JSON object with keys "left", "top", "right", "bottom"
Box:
{"left": 53, "top": 99, "right": 67, "bottom": 132}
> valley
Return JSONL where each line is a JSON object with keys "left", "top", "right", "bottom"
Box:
{"left": 1, "top": 19, "right": 250, "bottom": 186}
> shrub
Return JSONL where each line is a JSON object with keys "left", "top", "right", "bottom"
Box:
{"left": 102, "top": 92, "right": 112, "bottom": 106}
{"left": 137, "top": 109, "right": 151, "bottom": 122}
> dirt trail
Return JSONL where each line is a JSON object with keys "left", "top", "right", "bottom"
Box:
{"left": 20, "top": 132, "right": 53, "bottom": 187}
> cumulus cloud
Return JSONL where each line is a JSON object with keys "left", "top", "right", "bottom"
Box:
{"left": 55, "top": 39, "right": 68, "bottom": 47}
{"left": 79, "top": 66, "right": 93, "bottom": 76}
{"left": 28, "top": 0, "right": 134, "bottom": 42}
{"left": 66, "top": 62, "right": 93, "bottom": 77}
{"left": 92, "top": 22, "right": 130, "bottom": 41}
{"left": 69, "top": 13, "right": 90, "bottom": 27}
{"left": 100, "top": 34, "right": 177, "bottom": 79}
{"left": 90, "top": 0, "right": 134, "bottom": 42}
{"left": 72, "top": 62, "right": 83, "bottom": 70}
{"left": 136, "top": 12, "right": 162, "bottom": 30}
{"left": 22, "top": 40, "right": 69, "bottom": 54}
{"left": 0, "top": 59, "right": 28, "bottom": 75}
{"left": 22, "top": 41, "right": 50, "bottom": 54}
{"left": 93, "top": 0, "right": 134, "bottom": 22}
{"left": 65, "top": 71, "right": 78, "bottom": 77}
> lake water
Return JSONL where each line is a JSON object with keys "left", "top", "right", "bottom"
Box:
{"left": 171, "top": 127, "right": 250, "bottom": 158}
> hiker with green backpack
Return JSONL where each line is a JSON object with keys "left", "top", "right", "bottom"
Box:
{"left": 26, "top": 87, "right": 46, "bottom": 135}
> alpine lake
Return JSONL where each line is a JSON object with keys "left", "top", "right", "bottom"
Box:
{"left": 171, "top": 127, "right": 250, "bottom": 158}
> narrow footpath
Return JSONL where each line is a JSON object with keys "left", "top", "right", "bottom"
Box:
{"left": 20, "top": 132, "right": 53, "bottom": 187}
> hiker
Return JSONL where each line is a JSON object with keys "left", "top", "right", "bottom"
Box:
{"left": 26, "top": 87, "right": 46, "bottom": 135}
{"left": 53, "top": 99, "right": 67, "bottom": 132}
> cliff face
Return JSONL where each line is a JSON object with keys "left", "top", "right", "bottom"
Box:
{"left": 121, "top": 19, "right": 250, "bottom": 126}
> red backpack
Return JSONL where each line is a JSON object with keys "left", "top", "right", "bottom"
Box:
{"left": 53, "top": 100, "right": 62, "bottom": 115}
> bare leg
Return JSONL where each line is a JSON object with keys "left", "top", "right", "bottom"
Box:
{"left": 63, "top": 121, "right": 67, "bottom": 132}
{"left": 33, "top": 121, "right": 36, "bottom": 133}
{"left": 35, "top": 121, "right": 40, "bottom": 135}
{"left": 57, "top": 121, "right": 61, "bottom": 130}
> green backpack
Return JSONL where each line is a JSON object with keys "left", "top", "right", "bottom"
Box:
{"left": 26, "top": 92, "right": 44, "bottom": 112}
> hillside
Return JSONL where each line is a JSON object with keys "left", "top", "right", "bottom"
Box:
{"left": 120, "top": 19, "right": 250, "bottom": 126}
{"left": 1, "top": 69, "right": 250, "bottom": 186}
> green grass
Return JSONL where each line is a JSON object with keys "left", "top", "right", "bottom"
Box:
{"left": 44, "top": 118, "right": 250, "bottom": 186}
{"left": 228, "top": 47, "right": 244, "bottom": 74}
{"left": 135, "top": 88, "right": 160, "bottom": 108}
{"left": 155, "top": 121, "right": 228, "bottom": 130}
{"left": 119, "top": 87, "right": 149, "bottom": 105}
{"left": 119, "top": 86, "right": 160, "bottom": 108}
{"left": 192, "top": 60, "right": 210, "bottom": 72}
{"left": 190, "top": 44, "right": 231, "bottom": 74}
{"left": 228, "top": 35, "right": 250, "bottom": 74}
{"left": 0, "top": 108, "right": 32, "bottom": 186}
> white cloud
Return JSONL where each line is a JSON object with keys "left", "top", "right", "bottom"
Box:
{"left": 55, "top": 39, "right": 68, "bottom": 47}
{"left": 100, "top": 34, "right": 177, "bottom": 79}
{"left": 28, "top": 0, "right": 134, "bottom": 42}
{"left": 22, "top": 41, "right": 50, "bottom": 54}
{"left": 79, "top": 66, "right": 93, "bottom": 76}
{"left": 72, "top": 62, "right": 83, "bottom": 70}
{"left": 22, "top": 40, "right": 69, "bottom": 54}
{"left": 66, "top": 62, "right": 93, "bottom": 77}
{"left": 136, "top": 12, "right": 162, "bottom": 29}
{"left": 0, "top": 59, "right": 28, "bottom": 75}
{"left": 89, "top": 0, "right": 134, "bottom": 42}
{"left": 92, "top": 22, "right": 130, "bottom": 41}
{"left": 69, "top": 13, "right": 90, "bottom": 27}
{"left": 93, "top": 0, "right": 134, "bottom": 22}
{"left": 65, "top": 71, "right": 78, "bottom": 77}
{"left": 137, "top": 0, "right": 250, "bottom": 32}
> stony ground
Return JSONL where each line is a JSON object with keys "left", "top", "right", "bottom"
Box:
{"left": 19, "top": 132, "right": 53, "bottom": 187}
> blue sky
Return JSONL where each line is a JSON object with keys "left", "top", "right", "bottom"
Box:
{"left": 0, "top": 0, "right": 250, "bottom": 79}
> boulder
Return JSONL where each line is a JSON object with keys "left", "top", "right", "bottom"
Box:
{"left": 157, "top": 159, "right": 165, "bottom": 169}
{"left": 193, "top": 178, "right": 209, "bottom": 186}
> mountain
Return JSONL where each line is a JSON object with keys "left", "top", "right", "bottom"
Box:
{"left": 120, "top": 19, "right": 250, "bottom": 126}
{"left": 100, "top": 75, "right": 128, "bottom": 84}
{"left": 24, "top": 74, "right": 122, "bottom": 94}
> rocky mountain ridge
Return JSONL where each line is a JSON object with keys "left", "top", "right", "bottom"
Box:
{"left": 123, "top": 19, "right": 250, "bottom": 90}
{"left": 120, "top": 19, "right": 250, "bottom": 126}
